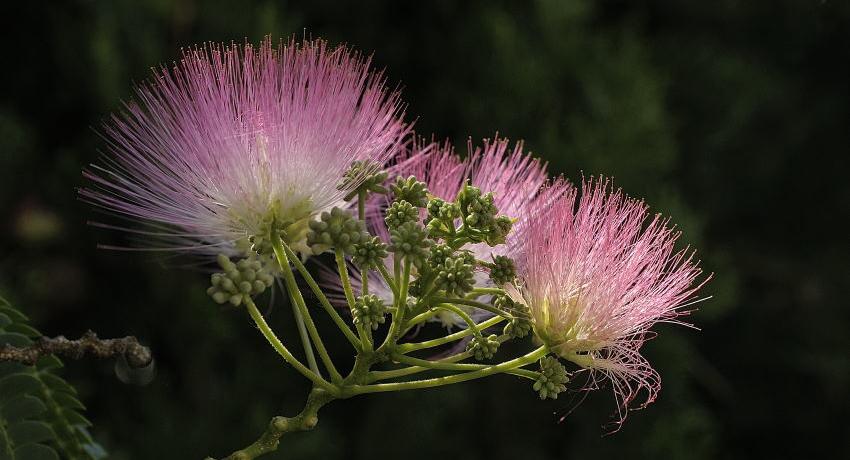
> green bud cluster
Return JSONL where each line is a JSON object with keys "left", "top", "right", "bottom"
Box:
{"left": 503, "top": 313, "right": 533, "bottom": 339}
{"left": 385, "top": 200, "right": 419, "bottom": 229}
{"left": 493, "top": 294, "right": 518, "bottom": 313}
{"left": 458, "top": 185, "right": 497, "bottom": 227}
{"left": 452, "top": 183, "right": 514, "bottom": 246}
{"left": 427, "top": 243, "right": 454, "bottom": 267}
{"left": 533, "top": 356, "right": 569, "bottom": 400}
{"left": 433, "top": 256, "right": 475, "bottom": 296}
{"left": 492, "top": 295, "right": 532, "bottom": 338}
{"left": 486, "top": 215, "right": 513, "bottom": 246}
{"left": 207, "top": 254, "right": 275, "bottom": 306}
{"left": 306, "top": 207, "right": 369, "bottom": 255}
{"left": 338, "top": 160, "right": 389, "bottom": 201}
{"left": 466, "top": 334, "right": 500, "bottom": 361}
{"left": 426, "top": 198, "right": 461, "bottom": 221}
{"left": 390, "top": 176, "right": 429, "bottom": 207}
{"left": 353, "top": 294, "right": 388, "bottom": 330}
{"left": 351, "top": 236, "right": 389, "bottom": 269}
{"left": 487, "top": 255, "right": 517, "bottom": 285}
{"left": 389, "top": 221, "right": 432, "bottom": 267}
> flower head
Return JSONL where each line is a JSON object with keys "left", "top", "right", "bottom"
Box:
{"left": 508, "top": 179, "right": 708, "bottom": 424}
{"left": 329, "top": 136, "right": 568, "bottom": 329}
{"left": 82, "top": 37, "right": 409, "bottom": 257}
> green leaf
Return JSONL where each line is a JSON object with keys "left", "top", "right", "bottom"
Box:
{"left": 39, "top": 374, "right": 76, "bottom": 395}
{"left": 4, "top": 323, "right": 40, "bottom": 338}
{"left": 50, "top": 393, "right": 85, "bottom": 411}
{"left": 0, "top": 395, "right": 47, "bottom": 422}
{"left": 0, "top": 298, "right": 105, "bottom": 459}
{"left": 12, "top": 444, "right": 59, "bottom": 460}
{"left": 0, "top": 306, "right": 27, "bottom": 323}
{"left": 0, "top": 362, "right": 26, "bottom": 376}
{"left": 0, "top": 332, "right": 32, "bottom": 348}
{"left": 34, "top": 355, "right": 63, "bottom": 372}
{"left": 7, "top": 421, "right": 54, "bottom": 446}
{"left": 60, "top": 410, "right": 92, "bottom": 428}
{"left": 0, "top": 374, "right": 41, "bottom": 403}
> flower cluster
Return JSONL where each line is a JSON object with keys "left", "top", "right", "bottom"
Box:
{"left": 84, "top": 36, "right": 709, "bottom": 447}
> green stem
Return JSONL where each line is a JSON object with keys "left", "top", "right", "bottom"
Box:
{"left": 282, "top": 244, "right": 362, "bottom": 350}
{"left": 470, "top": 287, "right": 506, "bottom": 297}
{"left": 430, "top": 296, "right": 511, "bottom": 318}
{"left": 396, "top": 316, "right": 505, "bottom": 354}
{"left": 371, "top": 341, "right": 491, "bottom": 382}
{"left": 404, "top": 309, "right": 440, "bottom": 328}
{"left": 377, "top": 263, "right": 398, "bottom": 295}
{"left": 380, "top": 259, "right": 411, "bottom": 350}
{"left": 357, "top": 190, "right": 369, "bottom": 297}
{"left": 219, "top": 386, "right": 335, "bottom": 460}
{"left": 336, "top": 249, "right": 371, "bottom": 351}
{"left": 349, "top": 346, "right": 548, "bottom": 394}
{"left": 431, "top": 303, "right": 481, "bottom": 337}
{"left": 390, "top": 353, "right": 538, "bottom": 380}
{"left": 287, "top": 288, "right": 320, "bottom": 377}
{"left": 272, "top": 235, "right": 343, "bottom": 382}
{"left": 357, "top": 190, "right": 366, "bottom": 221}
{"left": 243, "top": 297, "right": 337, "bottom": 394}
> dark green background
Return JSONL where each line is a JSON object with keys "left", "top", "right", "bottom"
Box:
{"left": 1, "top": 1, "right": 847, "bottom": 458}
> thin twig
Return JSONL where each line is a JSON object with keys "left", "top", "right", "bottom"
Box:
{"left": 0, "top": 330, "right": 152, "bottom": 368}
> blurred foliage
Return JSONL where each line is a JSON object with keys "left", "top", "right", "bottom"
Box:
{"left": 0, "top": 297, "right": 106, "bottom": 459}
{"left": 0, "top": 0, "right": 847, "bottom": 458}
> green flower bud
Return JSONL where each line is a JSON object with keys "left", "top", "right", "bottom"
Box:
{"left": 488, "top": 255, "right": 516, "bottom": 285}
{"left": 351, "top": 236, "right": 389, "bottom": 269}
{"left": 390, "top": 176, "right": 429, "bottom": 207}
{"left": 533, "top": 356, "right": 569, "bottom": 400}
{"left": 503, "top": 314, "right": 533, "bottom": 339}
{"left": 428, "top": 243, "right": 454, "bottom": 267}
{"left": 389, "top": 221, "right": 433, "bottom": 267}
{"left": 466, "top": 334, "right": 500, "bottom": 361}
{"left": 207, "top": 254, "right": 275, "bottom": 306}
{"left": 306, "top": 207, "right": 369, "bottom": 255}
{"left": 353, "top": 294, "right": 388, "bottom": 330}
{"left": 457, "top": 184, "right": 496, "bottom": 228}
{"left": 493, "top": 295, "right": 532, "bottom": 338}
{"left": 457, "top": 250, "right": 476, "bottom": 267}
{"left": 426, "top": 198, "right": 446, "bottom": 218}
{"left": 385, "top": 200, "right": 419, "bottom": 229}
{"left": 434, "top": 256, "right": 475, "bottom": 296}
{"left": 338, "top": 160, "right": 390, "bottom": 201}
{"left": 427, "top": 197, "right": 460, "bottom": 220}
{"left": 484, "top": 215, "right": 514, "bottom": 246}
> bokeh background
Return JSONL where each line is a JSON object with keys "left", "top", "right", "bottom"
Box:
{"left": 1, "top": 1, "right": 848, "bottom": 458}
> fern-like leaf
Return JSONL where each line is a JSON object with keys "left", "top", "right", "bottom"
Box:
{"left": 0, "top": 296, "right": 107, "bottom": 460}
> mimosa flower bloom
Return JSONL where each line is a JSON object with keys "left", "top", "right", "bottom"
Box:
{"left": 82, "top": 37, "right": 409, "bottom": 257}
{"left": 508, "top": 179, "right": 708, "bottom": 422}
{"left": 327, "top": 137, "right": 568, "bottom": 329}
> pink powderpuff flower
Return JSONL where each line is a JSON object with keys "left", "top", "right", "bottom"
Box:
{"left": 507, "top": 178, "right": 708, "bottom": 425}
{"left": 82, "top": 36, "right": 409, "bottom": 258}
{"left": 326, "top": 136, "right": 569, "bottom": 329}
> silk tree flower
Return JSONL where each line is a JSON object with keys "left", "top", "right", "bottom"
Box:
{"left": 325, "top": 136, "right": 569, "bottom": 329}
{"left": 81, "top": 37, "right": 409, "bottom": 258}
{"left": 507, "top": 179, "right": 708, "bottom": 423}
